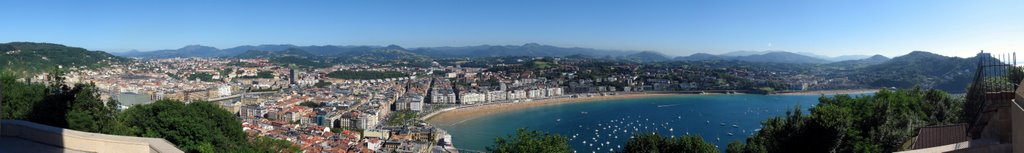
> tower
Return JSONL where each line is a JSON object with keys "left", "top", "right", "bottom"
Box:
{"left": 289, "top": 68, "right": 297, "bottom": 86}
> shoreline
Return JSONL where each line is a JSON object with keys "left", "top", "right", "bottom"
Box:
{"left": 425, "top": 93, "right": 678, "bottom": 126}
{"left": 774, "top": 89, "right": 880, "bottom": 95}
{"left": 425, "top": 89, "right": 879, "bottom": 126}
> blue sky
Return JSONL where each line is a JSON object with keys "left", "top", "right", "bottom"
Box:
{"left": 1, "top": 0, "right": 1021, "bottom": 57}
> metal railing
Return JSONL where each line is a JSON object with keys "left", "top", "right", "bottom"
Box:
{"left": 965, "top": 51, "right": 1018, "bottom": 138}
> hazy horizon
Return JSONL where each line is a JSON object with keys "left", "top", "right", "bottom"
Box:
{"left": 2, "top": 0, "right": 1021, "bottom": 58}
{"left": 83, "top": 42, "right": 962, "bottom": 59}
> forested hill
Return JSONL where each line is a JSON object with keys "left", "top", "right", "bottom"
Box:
{"left": 0, "top": 42, "right": 130, "bottom": 76}
{"left": 849, "top": 51, "right": 983, "bottom": 93}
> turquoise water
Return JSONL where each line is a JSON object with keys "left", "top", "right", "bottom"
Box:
{"left": 434, "top": 94, "right": 871, "bottom": 152}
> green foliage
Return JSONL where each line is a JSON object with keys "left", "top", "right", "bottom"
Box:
{"left": 387, "top": 110, "right": 420, "bottom": 126}
{"left": 854, "top": 51, "right": 979, "bottom": 93}
{"left": 2, "top": 69, "right": 298, "bottom": 152}
{"left": 623, "top": 133, "right": 719, "bottom": 153}
{"left": 314, "top": 80, "right": 332, "bottom": 88}
{"left": 331, "top": 49, "right": 432, "bottom": 66}
{"left": 432, "top": 70, "right": 448, "bottom": 76}
{"left": 736, "top": 88, "right": 963, "bottom": 153}
{"left": 0, "top": 42, "right": 130, "bottom": 76}
{"left": 226, "top": 61, "right": 260, "bottom": 67}
{"left": 235, "top": 48, "right": 314, "bottom": 59}
{"left": 166, "top": 73, "right": 181, "bottom": 80}
{"left": 219, "top": 68, "right": 233, "bottom": 76}
{"left": 0, "top": 71, "right": 45, "bottom": 120}
{"left": 240, "top": 71, "right": 275, "bottom": 79}
{"left": 66, "top": 84, "right": 122, "bottom": 134}
{"left": 257, "top": 71, "right": 274, "bottom": 78}
{"left": 187, "top": 72, "right": 215, "bottom": 82}
{"left": 524, "top": 59, "right": 557, "bottom": 69}
{"left": 487, "top": 128, "right": 571, "bottom": 153}
{"left": 250, "top": 136, "right": 302, "bottom": 153}
{"left": 298, "top": 101, "right": 323, "bottom": 108}
{"left": 327, "top": 70, "right": 409, "bottom": 80}
{"left": 726, "top": 141, "right": 745, "bottom": 153}
{"left": 271, "top": 56, "right": 329, "bottom": 68}
{"left": 118, "top": 100, "right": 252, "bottom": 152}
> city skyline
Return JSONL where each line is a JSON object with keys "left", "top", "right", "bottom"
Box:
{"left": 2, "top": 0, "right": 1022, "bottom": 57}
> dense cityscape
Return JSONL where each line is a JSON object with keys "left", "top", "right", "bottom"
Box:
{"left": 13, "top": 48, "right": 937, "bottom": 152}
{"left": 2, "top": 1, "right": 1022, "bottom": 153}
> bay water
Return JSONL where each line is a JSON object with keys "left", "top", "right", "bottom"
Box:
{"left": 434, "top": 93, "right": 871, "bottom": 152}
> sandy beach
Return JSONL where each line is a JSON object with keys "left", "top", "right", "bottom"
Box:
{"left": 425, "top": 89, "right": 880, "bottom": 126}
{"left": 425, "top": 93, "right": 679, "bottom": 126}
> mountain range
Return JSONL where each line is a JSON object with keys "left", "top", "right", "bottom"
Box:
{"left": 673, "top": 51, "right": 877, "bottom": 64}
{"left": 845, "top": 51, "right": 984, "bottom": 93}
{"left": 1, "top": 41, "right": 1000, "bottom": 93}
{"left": 112, "top": 43, "right": 885, "bottom": 64}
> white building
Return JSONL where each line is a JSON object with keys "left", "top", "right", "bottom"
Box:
{"left": 527, "top": 89, "right": 545, "bottom": 98}
{"left": 460, "top": 92, "right": 486, "bottom": 104}
{"left": 508, "top": 90, "right": 527, "bottom": 100}
{"left": 217, "top": 85, "right": 232, "bottom": 97}
{"left": 486, "top": 90, "right": 507, "bottom": 102}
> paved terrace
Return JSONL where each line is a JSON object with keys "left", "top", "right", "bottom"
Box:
{"left": 0, "top": 120, "right": 183, "bottom": 153}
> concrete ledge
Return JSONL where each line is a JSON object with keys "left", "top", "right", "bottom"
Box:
{"left": 0, "top": 120, "right": 183, "bottom": 153}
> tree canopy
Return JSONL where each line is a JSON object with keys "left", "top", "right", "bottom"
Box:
{"left": 623, "top": 133, "right": 719, "bottom": 153}
{"left": 734, "top": 88, "right": 963, "bottom": 153}
{"left": 487, "top": 128, "right": 571, "bottom": 153}
{"left": 1, "top": 69, "right": 299, "bottom": 153}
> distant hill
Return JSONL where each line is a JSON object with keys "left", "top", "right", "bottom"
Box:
{"left": 408, "top": 43, "right": 637, "bottom": 58}
{"left": 114, "top": 43, "right": 642, "bottom": 60}
{"left": 235, "top": 48, "right": 314, "bottom": 59}
{"left": 828, "top": 55, "right": 873, "bottom": 61}
{"left": 332, "top": 48, "right": 431, "bottom": 64}
{"left": 671, "top": 53, "right": 720, "bottom": 60}
{"left": 732, "top": 52, "right": 831, "bottom": 64}
{"left": 222, "top": 44, "right": 300, "bottom": 56}
{"left": 114, "top": 45, "right": 223, "bottom": 58}
{"left": 1, "top": 42, "right": 130, "bottom": 75}
{"left": 850, "top": 51, "right": 980, "bottom": 93}
{"left": 674, "top": 51, "right": 830, "bottom": 64}
{"left": 719, "top": 50, "right": 779, "bottom": 57}
{"left": 827, "top": 55, "right": 890, "bottom": 68}
{"left": 721, "top": 50, "right": 871, "bottom": 62}
{"left": 620, "top": 51, "right": 671, "bottom": 62}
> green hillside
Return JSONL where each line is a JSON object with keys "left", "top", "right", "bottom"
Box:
{"left": 0, "top": 42, "right": 130, "bottom": 76}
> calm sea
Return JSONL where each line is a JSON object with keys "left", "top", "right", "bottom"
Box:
{"left": 434, "top": 93, "right": 872, "bottom": 152}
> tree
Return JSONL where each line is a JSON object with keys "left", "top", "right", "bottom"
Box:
{"left": 0, "top": 71, "right": 45, "bottom": 120}
{"left": 314, "top": 80, "right": 332, "bottom": 88}
{"left": 250, "top": 136, "right": 301, "bottom": 153}
{"left": 187, "top": 72, "right": 215, "bottom": 82}
{"left": 298, "top": 101, "right": 322, "bottom": 108}
{"left": 623, "top": 133, "right": 718, "bottom": 153}
{"left": 737, "top": 88, "right": 964, "bottom": 153}
{"left": 118, "top": 100, "right": 251, "bottom": 152}
{"left": 487, "top": 128, "right": 571, "bottom": 153}
{"left": 2, "top": 69, "right": 300, "bottom": 152}
{"left": 66, "top": 84, "right": 121, "bottom": 133}
{"left": 727, "top": 141, "right": 745, "bottom": 153}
